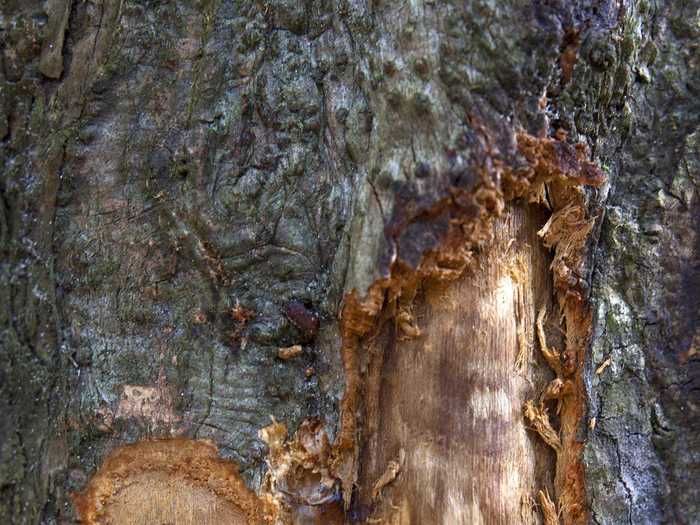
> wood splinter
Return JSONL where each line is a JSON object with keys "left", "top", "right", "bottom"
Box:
{"left": 536, "top": 308, "right": 562, "bottom": 376}
{"left": 538, "top": 489, "right": 560, "bottom": 525}
{"left": 595, "top": 357, "right": 612, "bottom": 375}
{"left": 524, "top": 399, "right": 562, "bottom": 452}
{"left": 397, "top": 311, "right": 421, "bottom": 340}
{"left": 371, "top": 449, "right": 405, "bottom": 502}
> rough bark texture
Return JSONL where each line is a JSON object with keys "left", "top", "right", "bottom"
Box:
{"left": 582, "top": 3, "right": 700, "bottom": 523}
{"left": 0, "top": 1, "right": 697, "bottom": 524}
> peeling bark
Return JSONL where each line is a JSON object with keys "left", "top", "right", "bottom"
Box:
{"left": 1, "top": 1, "right": 697, "bottom": 524}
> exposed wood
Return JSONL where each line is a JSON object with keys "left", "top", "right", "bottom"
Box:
{"left": 355, "top": 204, "right": 558, "bottom": 524}
{"left": 73, "top": 439, "right": 276, "bottom": 525}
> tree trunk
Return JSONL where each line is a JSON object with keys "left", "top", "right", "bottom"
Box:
{"left": 1, "top": 1, "right": 697, "bottom": 524}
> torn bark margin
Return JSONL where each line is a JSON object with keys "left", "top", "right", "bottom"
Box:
{"left": 537, "top": 181, "right": 597, "bottom": 525}
{"left": 259, "top": 418, "right": 343, "bottom": 523}
{"left": 522, "top": 177, "right": 599, "bottom": 525}
{"left": 332, "top": 126, "right": 604, "bottom": 518}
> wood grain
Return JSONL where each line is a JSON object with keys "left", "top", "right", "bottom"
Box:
{"left": 357, "top": 203, "right": 559, "bottom": 524}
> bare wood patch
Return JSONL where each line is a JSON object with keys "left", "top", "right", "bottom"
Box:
{"left": 114, "top": 368, "right": 180, "bottom": 432}
{"left": 336, "top": 128, "right": 604, "bottom": 522}
{"left": 73, "top": 439, "right": 275, "bottom": 525}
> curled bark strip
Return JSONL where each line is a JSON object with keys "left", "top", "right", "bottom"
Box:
{"left": 277, "top": 345, "right": 303, "bottom": 360}
{"left": 371, "top": 449, "right": 405, "bottom": 502}
{"left": 539, "top": 489, "right": 561, "bottom": 525}
{"left": 396, "top": 310, "right": 421, "bottom": 340}
{"left": 524, "top": 400, "right": 562, "bottom": 452}
{"left": 537, "top": 308, "right": 563, "bottom": 376}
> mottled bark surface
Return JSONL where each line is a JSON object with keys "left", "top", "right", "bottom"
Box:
{"left": 0, "top": 1, "right": 697, "bottom": 524}
{"left": 582, "top": 3, "right": 700, "bottom": 523}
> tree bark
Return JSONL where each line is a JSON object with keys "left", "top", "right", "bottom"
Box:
{"left": 0, "top": 1, "right": 697, "bottom": 524}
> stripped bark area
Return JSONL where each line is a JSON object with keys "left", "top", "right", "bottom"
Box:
{"left": 3, "top": 1, "right": 692, "bottom": 523}
{"left": 354, "top": 207, "right": 555, "bottom": 523}
{"left": 73, "top": 439, "right": 276, "bottom": 525}
{"left": 333, "top": 127, "right": 604, "bottom": 522}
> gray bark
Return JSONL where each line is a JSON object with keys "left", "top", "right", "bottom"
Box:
{"left": 0, "top": 0, "right": 697, "bottom": 524}
{"left": 583, "top": 3, "right": 700, "bottom": 522}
